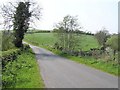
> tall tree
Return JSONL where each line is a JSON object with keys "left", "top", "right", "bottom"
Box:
{"left": 13, "top": 2, "right": 31, "bottom": 47}
{"left": 1, "top": 1, "right": 42, "bottom": 48}
{"left": 95, "top": 28, "right": 109, "bottom": 49}
{"left": 55, "top": 15, "right": 81, "bottom": 52}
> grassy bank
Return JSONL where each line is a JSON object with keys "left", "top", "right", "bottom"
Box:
{"left": 2, "top": 48, "right": 45, "bottom": 88}
{"left": 46, "top": 48, "right": 119, "bottom": 76}
{"left": 24, "top": 33, "right": 119, "bottom": 76}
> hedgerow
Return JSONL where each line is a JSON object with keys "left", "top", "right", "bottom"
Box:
{"left": 1, "top": 44, "right": 30, "bottom": 67}
{"left": 2, "top": 44, "right": 31, "bottom": 88}
{"left": 1, "top": 49, "right": 21, "bottom": 67}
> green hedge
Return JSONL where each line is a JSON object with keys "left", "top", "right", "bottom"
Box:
{"left": 1, "top": 49, "right": 21, "bottom": 67}
{"left": 2, "top": 44, "right": 31, "bottom": 88}
{"left": 1, "top": 44, "right": 30, "bottom": 67}
{"left": 27, "top": 30, "right": 51, "bottom": 34}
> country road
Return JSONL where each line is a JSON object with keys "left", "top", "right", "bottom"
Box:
{"left": 30, "top": 45, "right": 118, "bottom": 88}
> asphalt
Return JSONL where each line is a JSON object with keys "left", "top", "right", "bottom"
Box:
{"left": 30, "top": 45, "right": 118, "bottom": 88}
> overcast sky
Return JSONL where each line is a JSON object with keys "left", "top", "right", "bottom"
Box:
{"left": 0, "top": 0, "right": 119, "bottom": 34}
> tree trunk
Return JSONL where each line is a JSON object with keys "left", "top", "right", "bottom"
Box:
{"left": 113, "top": 50, "right": 116, "bottom": 60}
{"left": 14, "top": 38, "right": 23, "bottom": 48}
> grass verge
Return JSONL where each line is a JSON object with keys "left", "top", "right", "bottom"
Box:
{"left": 2, "top": 48, "right": 45, "bottom": 88}
{"left": 48, "top": 48, "right": 119, "bottom": 76}
{"left": 24, "top": 40, "right": 119, "bottom": 76}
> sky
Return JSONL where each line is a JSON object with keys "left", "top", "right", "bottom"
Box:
{"left": 0, "top": 0, "right": 119, "bottom": 34}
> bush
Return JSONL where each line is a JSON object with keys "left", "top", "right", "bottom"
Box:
{"left": 2, "top": 44, "right": 31, "bottom": 88}
{"left": 1, "top": 44, "right": 30, "bottom": 67}
{"left": 1, "top": 49, "right": 21, "bottom": 67}
{"left": 2, "top": 31, "right": 15, "bottom": 51}
{"left": 2, "top": 47, "right": 44, "bottom": 88}
{"left": 2, "top": 61, "right": 18, "bottom": 88}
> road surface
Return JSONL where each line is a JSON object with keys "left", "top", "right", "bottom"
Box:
{"left": 30, "top": 45, "right": 118, "bottom": 88}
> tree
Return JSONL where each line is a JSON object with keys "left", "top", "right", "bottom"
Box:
{"left": 106, "top": 35, "right": 119, "bottom": 60}
{"left": 95, "top": 28, "right": 110, "bottom": 50}
{"left": 13, "top": 2, "right": 31, "bottom": 47}
{"left": 55, "top": 15, "right": 81, "bottom": 53}
{"left": 1, "top": 1, "right": 42, "bottom": 48}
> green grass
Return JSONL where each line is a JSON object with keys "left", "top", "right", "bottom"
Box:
{"left": 79, "top": 34, "right": 99, "bottom": 51}
{"left": 24, "top": 33, "right": 57, "bottom": 47}
{"left": 24, "top": 33, "right": 99, "bottom": 51}
{"left": 3, "top": 49, "right": 45, "bottom": 88}
{"left": 15, "top": 49, "right": 44, "bottom": 88}
{"left": 46, "top": 48, "right": 119, "bottom": 76}
{"left": 24, "top": 32, "right": 119, "bottom": 76}
{"left": 66, "top": 56, "right": 119, "bottom": 76}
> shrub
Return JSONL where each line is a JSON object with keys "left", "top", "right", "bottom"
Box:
{"left": 2, "top": 44, "right": 31, "bottom": 88}
{"left": 1, "top": 49, "right": 21, "bottom": 67}
{"left": 2, "top": 31, "right": 15, "bottom": 51}
{"left": 1, "top": 44, "right": 30, "bottom": 67}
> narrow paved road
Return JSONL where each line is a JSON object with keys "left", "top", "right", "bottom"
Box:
{"left": 30, "top": 45, "right": 118, "bottom": 88}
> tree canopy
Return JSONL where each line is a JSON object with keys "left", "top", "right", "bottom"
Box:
{"left": 54, "top": 15, "right": 81, "bottom": 52}
{"left": 95, "top": 28, "right": 109, "bottom": 47}
{"left": 1, "top": 1, "right": 42, "bottom": 47}
{"left": 106, "top": 35, "right": 119, "bottom": 51}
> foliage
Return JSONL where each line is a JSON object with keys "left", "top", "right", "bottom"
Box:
{"left": 106, "top": 35, "right": 119, "bottom": 60}
{"left": 13, "top": 2, "right": 31, "bottom": 47}
{"left": 53, "top": 29, "right": 94, "bottom": 36}
{"left": 54, "top": 15, "right": 81, "bottom": 52}
{"left": 24, "top": 32, "right": 119, "bottom": 76}
{"left": 106, "top": 35, "right": 118, "bottom": 51}
{"left": 42, "top": 46, "right": 119, "bottom": 76}
{"left": 24, "top": 33, "right": 99, "bottom": 51}
{"left": 66, "top": 56, "right": 119, "bottom": 76}
{"left": 1, "top": 1, "right": 42, "bottom": 48}
{"left": 1, "top": 44, "right": 30, "bottom": 67}
{"left": 2, "top": 48, "right": 44, "bottom": 88}
{"left": 95, "top": 28, "right": 109, "bottom": 47}
{"left": 27, "top": 30, "right": 51, "bottom": 34}
{"left": 1, "top": 49, "right": 21, "bottom": 67}
{"left": 1, "top": 31, "right": 15, "bottom": 51}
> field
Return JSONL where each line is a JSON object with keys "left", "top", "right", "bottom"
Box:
{"left": 24, "top": 33, "right": 99, "bottom": 51}
{"left": 24, "top": 32, "right": 119, "bottom": 76}
{"left": 25, "top": 33, "right": 57, "bottom": 47}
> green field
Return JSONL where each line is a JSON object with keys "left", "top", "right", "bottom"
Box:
{"left": 25, "top": 33, "right": 57, "bottom": 48}
{"left": 24, "top": 32, "right": 119, "bottom": 76}
{"left": 24, "top": 33, "right": 99, "bottom": 51}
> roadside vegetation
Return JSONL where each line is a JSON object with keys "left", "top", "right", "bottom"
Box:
{"left": 0, "top": 0, "right": 119, "bottom": 89}
{"left": 24, "top": 33, "right": 99, "bottom": 51}
{"left": 1, "top": 1, "right": 44, "bottom": 89}
{"left": 2, "top": 45, "right": 44, "bottom": 88}
{"left": 1, "top": 31, "right": 44, "bottom": 88}
{"left": 24, "top": 32, "right": 119, "bottom": 76}
{"left": 25, "top": 15, "right": 119, "bottom": 75}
